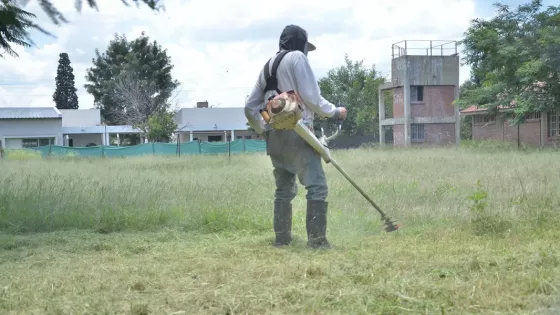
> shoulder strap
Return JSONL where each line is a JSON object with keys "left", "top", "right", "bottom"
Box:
{"left": 263, "top": 50, "right": 291, "bottom": 96}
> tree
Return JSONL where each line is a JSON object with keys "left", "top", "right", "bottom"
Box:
{"left": 84, "top": 32, "right": 180, "bottom": 125}
{"left": 145, "top": 111, "right": 177, "bottom": 142}
{"left": 455, "top": 0, "right": 560, "bottom": 124}
{"left": 316, "top": 54, "right": 389, "bottom": 136}
{"left": 458, "top": 79, "right": 481, "bottom": 140}
{"left": 0, "top": 0, "right": 162, "bottom": 58}
{"left": 52, "top": 52, "right": 78, "bottom": 109}
{"left": 112, "top": 70, "right": 177, "bottom": 141}
{"left": 0, "top": 0, "right": 50, "bottom": 57}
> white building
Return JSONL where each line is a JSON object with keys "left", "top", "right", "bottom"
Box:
{"left": 0, "top": 107, "right": 64, "bottom": 149}
{"left": 0, "top": 104, "right": 259, "bottom": 149}
{"left": 174, "top": 106, "right": 260, "bottom": 142}
{"left": 0, "top": 107, "right": 143, "bottom": 149}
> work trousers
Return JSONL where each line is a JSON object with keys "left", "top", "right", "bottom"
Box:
{"left": 264, "top": 128, "right": 328, "bottom": 202}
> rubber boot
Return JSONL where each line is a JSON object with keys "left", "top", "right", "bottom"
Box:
{"left": 306, "top": 200, "right": 331, "bottom": 249}
{"left": 273, "top": 200, "right": 292, "bottom": 247}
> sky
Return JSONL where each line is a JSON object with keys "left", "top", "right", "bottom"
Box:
{"left": 0, "top": 0, "right": 550, "bottom": 109}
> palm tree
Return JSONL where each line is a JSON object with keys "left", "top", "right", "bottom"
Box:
{"left": 0, "top": 0, "right": 161, "bottom": 58}
{"left": 0, "top": 0, "right": 51, "bottom": 57}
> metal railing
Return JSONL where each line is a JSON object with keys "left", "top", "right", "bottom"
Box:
{"left": 392, "top": 40, "right": 458, "bottom": 58}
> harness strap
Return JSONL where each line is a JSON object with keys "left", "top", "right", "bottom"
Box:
{"left": 263, "top": 50, "right": 291, "bottom": 97}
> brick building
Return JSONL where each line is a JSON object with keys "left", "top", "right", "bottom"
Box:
{"left": 461, "top": 105, "right": 560, "bottom": 147}
{"left": 378, "top": 40, "right": 461, "bottom": 146}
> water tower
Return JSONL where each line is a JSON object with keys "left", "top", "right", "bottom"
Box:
{"left": 378, "top": 40, "right": 461, "bottom": 146}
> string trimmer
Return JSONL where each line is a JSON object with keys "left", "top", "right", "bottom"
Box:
{"left": 260, "top": 109, "right": 400, "bottom": 233}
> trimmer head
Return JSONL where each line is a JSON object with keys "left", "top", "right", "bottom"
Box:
{"left": 382, "top": 216, "right": 401, "bottom": 232}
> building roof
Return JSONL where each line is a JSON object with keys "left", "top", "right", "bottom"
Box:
{"left": 461, "top": 105, "right": 515, "bottom": 115}
{"left": 175, "top": 107, "right": 249, "bottom": 132}
{"left": 0, "top": 107, "right": 62, "bottom": 119}
{"left": 62, "top": 125, "right": 142, "bottom": 134}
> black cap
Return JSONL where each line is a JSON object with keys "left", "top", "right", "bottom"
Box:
{"left": 279, "top": 25, "right": 316, "bottom": 54}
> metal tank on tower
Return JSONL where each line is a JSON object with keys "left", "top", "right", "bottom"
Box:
{"left": 378, "top": 40, "right": 461, "bottom": 146}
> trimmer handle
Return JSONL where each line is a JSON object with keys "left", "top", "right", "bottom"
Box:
{"left": 321, "top": 122, "right": 342, "bottom": 141}
{"left": 319, "top": 117, "right": 343, "bottom": 148}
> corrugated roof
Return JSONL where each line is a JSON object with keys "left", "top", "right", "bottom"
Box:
{"left": 0, "top": 107, "right": 62, "bottom": 119}
{"left": 175, "top": 107, "right": 249, "bottom": 131}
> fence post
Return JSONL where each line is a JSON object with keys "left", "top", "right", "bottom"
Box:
{"left": 198, "top": 141, "right": 201, "bottom": 154}
{"left": 517, "top": 124, "right": 520, "bottom": 149}
{"left": 48, "top": 144, "right": 52, "bottom": 157}
{"left": 152, "top": 143, "right": 155, "bottom": 155}
{"left": 228, "top": 138, "right": 231, "bottom": 160}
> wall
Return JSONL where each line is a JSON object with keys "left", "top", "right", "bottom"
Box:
{"left": 393, "top": 125, "right": 405, "bottom": 146}
{"left": 60, "top": 109, "right": 101, "bottom": 127}
{"left": 231, "top": 130, "right": 261, "bottom": 140}
{"left": 392, "top": 123, "right": 455, "bottom": 146}
{"left": 178, "top": 129, "right": 260, "bottom": 142}
{"left": 411, "top": 86, "right": 456, "bottom": 118}
{"left": 471, "top": 116, "right": 541, "bottom": 146}
{"left": 0, "top": 119, "right": 63, "bottom": 148}
{"left": 67, "top": 134, "right": 103, "bottom": 147}
{"left": 174, "top": 107, "right": 249, "bottom": 131}
{"left": 391, "top": 55, "right": 460, "bottom": 87}
{"left": 421, "top": 123, "right": 456, "bottom": 145}
{"left": 389, "top": 85, "right": 457, "bottom": 146}
{"left": 519, "top": 120, "right": 541, "bottom": 146}
{"left": 392, "top": 87, "right": 404, "bottom": 118}
{"left": 391, "top": 85, "right": 456, "bottom": 119}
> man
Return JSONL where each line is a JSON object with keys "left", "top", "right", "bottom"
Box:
{"left": 244, "top": 24, "right": 347, "bottom": 249}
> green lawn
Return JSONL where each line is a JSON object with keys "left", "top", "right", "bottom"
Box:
{"left": 1, "top": 145, "right": 559, "bottom": 314}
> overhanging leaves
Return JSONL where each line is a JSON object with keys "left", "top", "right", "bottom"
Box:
{"left": 0, "top": 0, "right": 162, "bottom": 57}
{"left": 456, "top": 0, "right": 560, "bottom": 125}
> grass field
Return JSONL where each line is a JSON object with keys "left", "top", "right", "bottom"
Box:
{"left": 1, "top": 144, "right": 559, "bottom": 314}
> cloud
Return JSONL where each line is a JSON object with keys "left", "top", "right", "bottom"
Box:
{"left": 0, "top": 0, "right": 478, "bottom": 110}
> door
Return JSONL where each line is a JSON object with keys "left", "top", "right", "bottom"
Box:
{"left": 5, "top": 138, "right": 22, "bottom": 149}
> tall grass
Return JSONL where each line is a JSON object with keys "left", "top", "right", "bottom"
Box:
{"left": 2, "top": 148, "right": 42, "bottom": 160}
{"left": 1, "top": 145, "right": 559, "bottom": 314}
{"left": 1, "top": 145, "right": 559, "bottom": 236}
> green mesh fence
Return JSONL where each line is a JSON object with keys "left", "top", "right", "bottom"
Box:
{"left": 26, "top": 139, "right": 266, "bottom": 158}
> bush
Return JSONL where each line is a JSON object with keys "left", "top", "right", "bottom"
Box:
{"left": 3, "top": 149, "right": 42, "bottom": 160}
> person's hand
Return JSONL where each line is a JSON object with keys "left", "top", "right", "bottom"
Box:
{"left": 336, "top": 107, "right": 347, "bottom": 120}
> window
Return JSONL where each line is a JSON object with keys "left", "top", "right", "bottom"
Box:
{"left": 22, "top": 137, "right": 54, "bottom": 148}
{"left": 473, "top": 114, "right": 496, "bottom": 124}
{"left": 245, "top": 136, "right": 252, "bottom": 139}
{"left": 410, "top": 86, "right": 424, "bottom": 103}
{"left": 236, "top": 136, "right": 242, "bottom": 139}
{"left": 525, "top": 112, "right": 541, "bottom": 120}
{"left": 207, "top": 135, "right": 222, "bottom": 142}
{"left": 548, "top": 110, "right": 560, "bottom": 137}
{"left": 411, "top": 124, "right": 425, "bottom": 142}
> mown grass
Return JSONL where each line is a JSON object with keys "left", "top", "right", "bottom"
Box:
{"left": 0, "top": 144, "right": 559, "bottom": 314}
